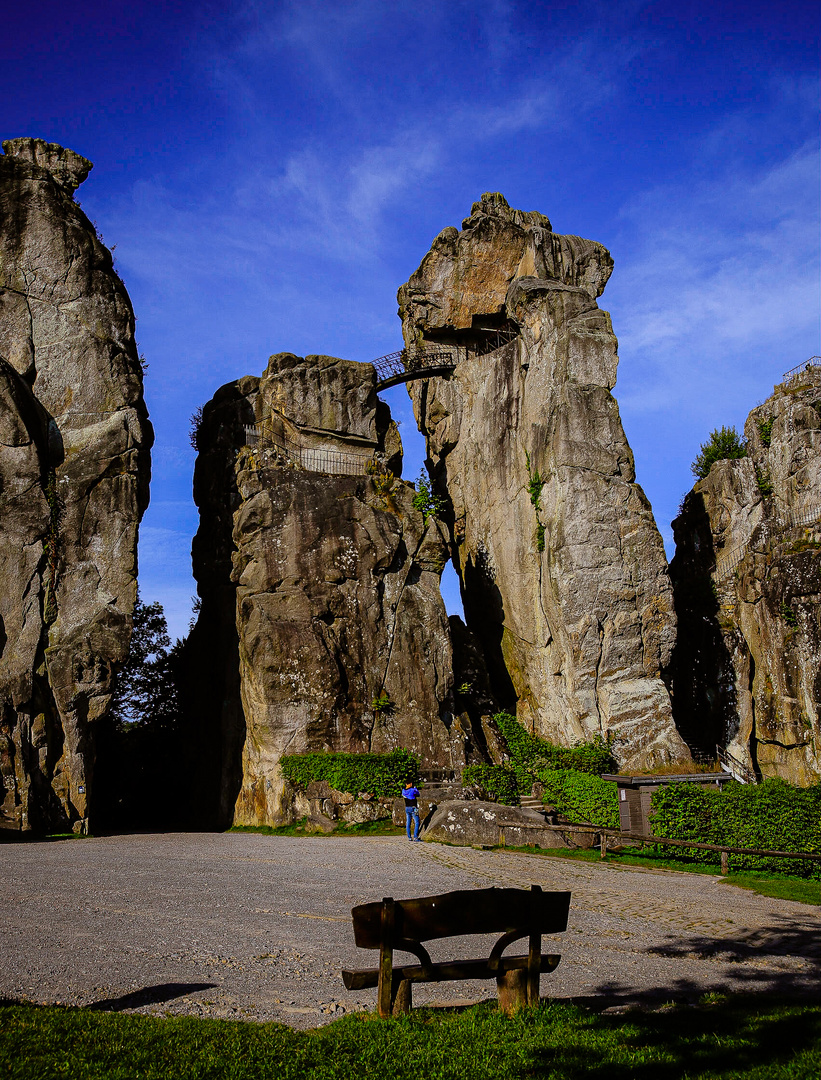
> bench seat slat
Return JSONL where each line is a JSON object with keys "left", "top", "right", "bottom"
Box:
{"left": 342, "top": 952, "right": 561, "bottom": 991}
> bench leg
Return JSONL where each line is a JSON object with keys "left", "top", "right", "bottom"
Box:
{"left": 496, "top": 968, "right": 528, "bottom": 1014}
{"left": 391, "top": 977, "right": 412, "bottom": 1015}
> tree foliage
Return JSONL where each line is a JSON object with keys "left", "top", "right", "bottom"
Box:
{"left": 412, "top": 469, "right": 446, "bottom": 522}
{"left": 691, "top": 426, "right": 747, "bottom": 480}
{"left": 111, "top": 592, "right": 181, "bottom": 733}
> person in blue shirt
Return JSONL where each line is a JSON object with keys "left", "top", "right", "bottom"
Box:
{"left": 402, "top": 781, "right": 421, "bottom": 841}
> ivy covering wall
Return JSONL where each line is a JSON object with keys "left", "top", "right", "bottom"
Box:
{"left": 280, "top": 748, "right": 419, "bottom": 798}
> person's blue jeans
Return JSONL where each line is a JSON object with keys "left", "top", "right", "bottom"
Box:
{"left": 405, "top": 807, "right": 420, "bottom": 840}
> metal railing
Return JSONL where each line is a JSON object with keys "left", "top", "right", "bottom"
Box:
{"left": 712, "top": 502, "right": 821, "bottom": 582}
{"left": 371, "top": 326, "right": 519, "bottom": 390}
{"left": 782, "top": 356, "right": 821, "bottom": 380}
{"left": 244, "top": 423, "right": 370, "bottom": 477}
{"left": 717, "top": 744, "right": 758, "bottom": 785}
{"left": 371, "top": 345, "right": 461, "bottom": 390}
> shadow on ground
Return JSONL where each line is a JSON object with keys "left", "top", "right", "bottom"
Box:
{"left": 85, "top": 983, "right": 218, "bottom": 1012}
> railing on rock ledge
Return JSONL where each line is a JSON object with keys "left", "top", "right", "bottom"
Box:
{"left": 782, "top": 356, "right": 821, "bottom": 381}
{"left": 244, "top": 423, "right": 369, "bottom": 477}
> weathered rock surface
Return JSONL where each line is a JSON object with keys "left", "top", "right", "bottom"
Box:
{"left": 0, "top": 139, "right": 152, "bottom": 832}
{"left": 671, "top": 366, "right": 821, "bottom": 784}
{"left": 189, "top": 353, "right": 479, "bottom": 827}
{"left": 398, "top": 193, "right": 688, "bottom": 770}
{"left": 422, "top": 799, "right": 596, "bottom": 848}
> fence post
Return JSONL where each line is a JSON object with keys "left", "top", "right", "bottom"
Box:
{"left": 720, "top": 850, "right": 729, "bottom": 875}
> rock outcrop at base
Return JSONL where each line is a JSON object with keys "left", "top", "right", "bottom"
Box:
{"left": 671, "top": 366, "right": 821, "bottom": 784}
{"left": 398, "top": 193, "right": 689, "bottom": 770}
{"left": 0, "top": 139, "right": 152, "bottom": 832}
{"left": 422, "top": 799, "right": 596, "bottom": 849}
{"left": 189, "top": 353, "right": 476, "bottom": 827}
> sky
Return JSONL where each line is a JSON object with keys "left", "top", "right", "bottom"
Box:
{"left": 5, "top": 0, "right": 819, "bottom": 640}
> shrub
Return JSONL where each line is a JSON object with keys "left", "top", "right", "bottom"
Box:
{"left": 691, "top": 426, "right": 747, "bottom": 480}
{"left": 462, "top": 764, "right": 520, "bottom": 805}
{"left": 492, "top": 711, "right": 616, "bottom": 775}
{"left": 757, "top": 417, "right": 773, "bottom": 447}
{"left": 412, "top": 469, "right": 445, "bottom": 522}
{"left": 650, "top": 779, "right": 821, "bottom": 877}
{"left": 537, "top": 768, "right": 620, "bottom": 828}
{"left": 280, "top": 748, "right": 419, "bottom": 798}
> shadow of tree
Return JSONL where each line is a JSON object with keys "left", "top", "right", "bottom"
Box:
{"left": 85, "top": 982, "right": 218, "bottom": 1012}
{"left": 524, "top": 993, "right": 820, "bottom": 1079}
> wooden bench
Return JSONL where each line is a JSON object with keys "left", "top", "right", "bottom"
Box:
{"left": 342, "top": 885, "right": 570, "bottom": 1016}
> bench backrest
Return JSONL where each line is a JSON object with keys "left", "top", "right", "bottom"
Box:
{"left": 351, "top": 887, "right": 570, "bottom": 948}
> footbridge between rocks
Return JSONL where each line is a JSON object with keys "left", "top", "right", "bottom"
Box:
{"left": 372, "top": 324, "right": 518, "bottom": 391}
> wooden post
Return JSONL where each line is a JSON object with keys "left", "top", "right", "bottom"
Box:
{"left": 527, "top": 885, "right": 542, "bottom": 1006}
{"left": 497, "top": 968, "right": 528, "bottom": 1014}
{"left": 377, "top": 898, "right": 395, "bottom": 1018}
{"left": 720, "top": 850, "right": 729, "bottom": 875}
{"left": 392, "top": 977, "right": 412, "bottom": 1015}
{"left": 600, "top": 833, "right": 607, "bottom": 859}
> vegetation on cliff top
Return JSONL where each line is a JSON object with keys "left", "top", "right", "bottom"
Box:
{"left": 691, "top": 425, "right": 747, "bottom": 480}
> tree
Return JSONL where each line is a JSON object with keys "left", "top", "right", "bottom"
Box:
{"left": 691, "top": 426, "right": 747, "bottom": 480}
{"left": 110, "top": 591, "right": 181, "bottom": 733}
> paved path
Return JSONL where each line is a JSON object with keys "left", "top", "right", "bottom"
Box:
{"left": 1, "top": 833, "right": 818, "bottom": 1027}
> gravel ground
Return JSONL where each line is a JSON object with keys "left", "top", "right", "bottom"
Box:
{"left": 1, "top": 832, "right": 818, "bottom": 1028}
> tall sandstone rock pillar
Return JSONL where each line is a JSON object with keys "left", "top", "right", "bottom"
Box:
{"left": 189, "top": 353, "right": 469, "bottom": 827}
{"left": 399, "top": 193, "right": 688, "bottom": 769}
{"left": 671, "top": 366, "right": 821, "bottom": 784}
{"left": 0, "top": 139, "right": 152, "bottom": 833}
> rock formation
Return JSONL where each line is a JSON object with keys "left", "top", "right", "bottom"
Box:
{"left": 189, "top": 352, "right": 476, "bottom": 827}
{"left": 398, "top": 193, "right": 689, "bottom": 770}
{"left": 0, "top": 138, "right": 152, "bottom": 833}
{"left": 671, "top": 364, "right": 821, "bottom": 784}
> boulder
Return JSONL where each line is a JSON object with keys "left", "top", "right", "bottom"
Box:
{"left": 422, "top": 799, "right": 596, "bottom": 849}
{"left": 0, "top": 139, "right": 152, "bottom": 833}
{"left": 398, "top": 194, "right": 689, "bottom": 770}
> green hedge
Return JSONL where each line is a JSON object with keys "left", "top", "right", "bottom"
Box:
{"left": 650, "top": 779, "right": 821, "bottom": 877}
{"left": 492, "top": 711, "right": 616, "bottom": 775}
{"left": 537, "top": 768, "right": 620, "bottom": 828}
{"left": 462, "top": 764, "right": 520, "bottom": 805}
{"left": 280, "top": 749, "right": 419, "bottom": 798}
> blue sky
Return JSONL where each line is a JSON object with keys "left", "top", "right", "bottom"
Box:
{"left": 6, "top": 0, "right": 819, "bottom": 639}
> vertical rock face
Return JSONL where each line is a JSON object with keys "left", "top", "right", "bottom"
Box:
{"left": 398, "top": 193, "right": 689, "bottom": 769}
{"left": 671, "top": 366, "right": 821, "bottom": 784}
{"left": 0, "top": 139, "right": 152, "bottom": 832}
{"left": 190, "top": 353, "right": 469, "bottom": 827}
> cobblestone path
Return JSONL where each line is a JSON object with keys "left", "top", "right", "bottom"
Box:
{"left": 1, "top": 833, "right": 817, "bottom": 1027}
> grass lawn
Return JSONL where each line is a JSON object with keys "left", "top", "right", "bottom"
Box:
{"left": 229, "top": 819, "right": 403, "bottom": 837}
{"left": 1, "top": 995, "right": 818, "bottom": 1079}
{"left": 501, "top": 845, "right": 821, "bottom": 906}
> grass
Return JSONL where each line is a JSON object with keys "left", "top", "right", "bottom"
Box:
{"left": 229, "top": 818, "right": 402, "bottom": 837}
{"left": 498, "top": 844, "right": 820, "bottom": 905}
{"left": 1, "top": 995, "right": 818, "bottom": 1079}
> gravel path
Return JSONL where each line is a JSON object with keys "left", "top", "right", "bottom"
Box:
{"left": 1, "top": 833, "right": 818, "bottom": 1027}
